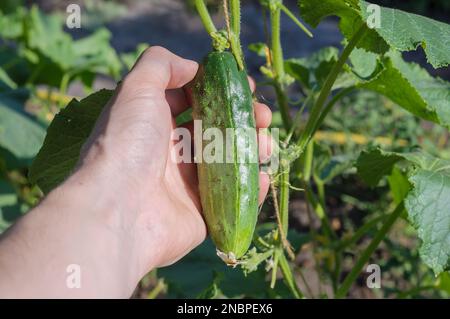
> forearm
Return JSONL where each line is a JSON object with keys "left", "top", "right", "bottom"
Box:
{"left": 0, "top": 168, "right": 146, "bottom": 298}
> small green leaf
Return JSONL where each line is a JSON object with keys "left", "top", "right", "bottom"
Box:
{"left": 29, "top": 89, "right": 114, "bottom": 194}
{"left": 349, "top": 47, "right": 379, "bottom": 78}
{"left": 248, "top": 42, "right": 267, "bottom": 58}
{"left": 240, "top": 247, "right": 273, "bottom": 275}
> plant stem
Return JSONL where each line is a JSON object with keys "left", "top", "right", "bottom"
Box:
{"left": 195, "top": 0, "right": 217, "bottom": 35}
{"left": 297, "top": 25, "right": 367, "bottom": 152}
{"left": 225, "top": 0, "right": 245, "bottom": 70}
{"left": 274, "top": 82, "right": 293, "bottom": 130}
{"left": 312, "top": 86, "right": 356, "bottom": 135}
{"left": 280, "top": 4, "right": 313, "bottom": 38}
{"left": 279, "top": 252, "right": 303, "bottom": 298}
{"left": 230, "top": 0, "right": 241, "bottom": 39}
{"left": 270, "top": 2, "right": 292, "bottom": 130}
{"left": 279, "top": 163, "right": 290, "bottom": 236}
{"left": 270, "top": 4, "right": 284, "bottom": 82}
{"left": 336, "top": 202, "right": 405, "bottom": 298}
{"left": 270, "top": 249, "right": 281, "bottom": 288}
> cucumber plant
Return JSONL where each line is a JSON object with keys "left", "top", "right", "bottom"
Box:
{"left": 27, "top": 0, "right": 450, "bottom": 298}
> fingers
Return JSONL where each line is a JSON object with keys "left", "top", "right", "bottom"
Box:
{"left": 254, "top": 102, "right": 272, "bottom": 128}
{"left": 259, "top": 171, "right": 270, "bottom": 205}
{"left": 166, "top": 88, "right": 189, "bottom": 116}
{"left": 125, "top": 46, "right": 198, "bottom": 91}
{"left": 248, "top": 76, "right": 256, "bottom": 93}
{"left": 258, "top": 131, "right": 272, "bottom": 164}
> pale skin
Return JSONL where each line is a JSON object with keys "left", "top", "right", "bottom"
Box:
{"left": 0, "top": 47, "right": 272, "bottom": 298}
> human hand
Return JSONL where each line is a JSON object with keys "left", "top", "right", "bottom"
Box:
{"left": 0, "top": 47, "right": 272, "bottom": 298}
{"left": 77, "top": 46, "right": 272, "bottom": 269}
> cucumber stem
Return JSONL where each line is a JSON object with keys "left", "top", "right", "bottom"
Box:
{"left": 270, "top": 2, "right": 292, "bottom": 130}
{"left": 195, "top": 0, "right": 217, "bottom": 35}
{"left": 227, "top": 0, "right": 245, "bottom": 70}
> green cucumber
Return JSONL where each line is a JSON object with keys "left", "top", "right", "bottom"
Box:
{"left": 190, "top": 51, "right": 259, "bottom": 264}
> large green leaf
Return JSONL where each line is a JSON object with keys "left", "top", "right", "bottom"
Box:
{"left": 0, "top": 94, "right": 46, "bottom": 164}
{"left": 29, "top": 89, "right": 114, "bottom": 194}
{"left": 356, "top": 147, "right": 450, "bottom": 274}
{"left": 405, "top": 169, "right": 450, "bottom": 275}
{"left": 359, "top": 1, "right": 450, "bottom": 69}
{"left": 358, "top": 52, "right": 450, "bottom": 128}
{"left": 298, "top": 0, "right": 450, "bottom": 68}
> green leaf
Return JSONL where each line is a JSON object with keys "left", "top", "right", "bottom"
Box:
{"left": 0, "top": 6, "right": 25, "bottom": 39}
{"left": 9, "top": 6, "right": 122, "bottom": 87}
{"left": 29, "top": 89, "right": 114, "bottom": 194}
{"left": 349, "top": 47, "right": 379, "bottom": 78}
{"left": 72, "top": 28, "right": 123, "bottom": 80}
{"left": 405, "top": 169, "right": 450, "bottom": 275}
{"left": 0, "top": 94, "right": 46, "bottom": 164}
{"left": 437, "top": 272, "right": 450, "bottom": 295}
{"left": 240, "top": 247, "right": 273, "bottom": 275}
{"left": 248, "top": 42, "right": 267, "bottom": 58}
{"left": 359, "top": 1, "right": 450, "bottom": 69}
{"left": 356, "top": 147, "right": 403, "bottom": 187}
{"left": 298, "top": 0, "right": 450, "bottom": 68}
{"left": 357, "top": 51, "right": 450, "bottom": 128}
{"left": 0, "top": 67, "right": 17, "bottom": 89}
{"left": 285, "top": 47, "right": 352, "bottom": 90}
{"left": 298, "top": 0, "right": 389, "bottom": 54}
{"left": 356, "top": 147, "right": 450, "bottom": 275}
{"left": 387, "top": 166, "right": 411, "bottom": 205}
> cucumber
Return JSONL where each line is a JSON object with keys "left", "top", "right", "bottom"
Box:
{"left": 190, "top": 51, "right": 259, "bottom": 264}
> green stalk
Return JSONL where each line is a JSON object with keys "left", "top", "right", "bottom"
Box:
{"left": 230, "top": 0, "right": 241, "bottom": 39}
{"left": 312, "top": 86, "right": 356, "bottom": 135}
{"left": 279, "top": 163, "right": 290, "bottom": 236}
{"left": 270, "top": 2, "right": 292, "bottom": 130}
{"left": 274, "top": 82, "right": 293, "bottom": 130}
{"left": 279, "top": 252, "right": 303, "bottom": 298}
{"left": 227, "top": 0, "right": 245, "bottom": 70}
{"left": 336, "top": 203, "right": 405, "bottom": 298}
{"left": 280, "top": 4, "right": 313, "bottom": 38}
{"left": 297, "top": 25, "right": 367, "bottom": 151}
{"left": 270, "top": 249, "right": 281, "bottom": 288}
{"left": 270, "top": 4, "right": 284, "bottom": 81}
{"left": 195, "top": 0, "right": 217, "bottom": 35}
